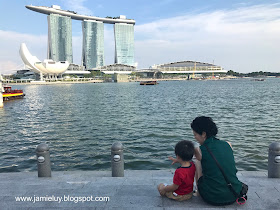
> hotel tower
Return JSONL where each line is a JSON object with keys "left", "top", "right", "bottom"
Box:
{"left": 82, "top": 20, "right": 104, "bottom": 69}
{"left": 47, "top": 14, "right": 73, "bottom": 63}
{"left": 26, "top": 5, "right": 136, "bottom": 69}
{"left": 114, "top": 23, "right": 134, "bottom": 66}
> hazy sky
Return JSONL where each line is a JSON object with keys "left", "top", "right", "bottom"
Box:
{"left": 0, "top": 0, "right": 280, "bottom": 74}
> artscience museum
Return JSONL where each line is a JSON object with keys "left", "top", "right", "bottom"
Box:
{"left": 19, "top": 43, "right": 70, "bottom": 80}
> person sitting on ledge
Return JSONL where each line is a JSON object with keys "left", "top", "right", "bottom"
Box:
{"left": 169, "top": 116, "right": 244, "bottom": 205}
{"left": 157, "top": 140, "right": 196, "bottom": 201}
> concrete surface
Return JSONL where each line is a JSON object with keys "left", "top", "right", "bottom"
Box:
{"left": 0, "top": 170, "right": 279, "bottom": 209}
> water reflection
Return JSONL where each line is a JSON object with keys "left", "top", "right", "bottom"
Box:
{"left": 0, "top": 79, "right": 279, "bottom": 172}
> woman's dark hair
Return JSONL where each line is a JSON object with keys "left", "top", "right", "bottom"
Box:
{"left": 175, "top": 140, "right": 194, "bottom": 161}
{"left": 191, "top": 116, "right": 218, "bottom": 138}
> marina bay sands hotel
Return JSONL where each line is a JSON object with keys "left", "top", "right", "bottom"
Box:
{"left": 26, "top": 5, "right": 135, "bottom": 69}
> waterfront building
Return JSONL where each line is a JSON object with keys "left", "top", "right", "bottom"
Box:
{"left": 26, "top": 5, "right": 136, "bottom": 70}
{"left": 20, "top": 43, "right": 70, "bottom": 81}
{"left": 152, "top": 61, "right": 227, "bottom": 74}
{"left": 98, "top": 63, "right": 136, "bottom": 74}
{"left": 48, "top": 14, "right": 73, "bottom": 63}
{"left": 20, "top": 43, "right": 90, "bottom": 80}
{"left": 66, "top": 63, "right": 85, "bottom": 71}
{"left": 113, "top": 73, "right": 130, "bottom": 82}
{"left": 114, "top": 23, "right": 135, "bottom": 66}
{"left": 82, "top": 20, "right": 104, "bottom": 69}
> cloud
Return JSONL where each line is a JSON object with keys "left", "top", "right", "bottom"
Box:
{"left": 61, "top": 0, "right": 93, "bottom": 16}
{"left": 0, "top": 61, "right": 19, "bottom": 74}
{"left": 1, "top": 3, "right": 280, "bottom": 74}
{"left": 134, "top": 4, "right": 280, "bottom": 72}
{"left": 136, "top": 4, "right": 280, "bottom": 40}
{"left": 0, "top": 30, "right": 47, "bottom": 74}
{"left": 0, "top": 26, "right": 116, "bottom": 74}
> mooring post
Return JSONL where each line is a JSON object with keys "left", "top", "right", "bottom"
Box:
{"left": 36, "top": 143, "right": 51, "bottom": 177}
{"left": 111, "top": 142, "right": 124, "bottom": 177}
{"left": 268, "top": 142, "right": 280, "bottom": 178}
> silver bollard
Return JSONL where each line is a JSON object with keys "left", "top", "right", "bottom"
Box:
{"left": 36, "top": 143, "right": 51, "bottom": 177}
{"left": 268, "top": 142, "right": 280, "bottom": 178}
{"left": 111, "top": 142, "right": 124, "bottom": 177}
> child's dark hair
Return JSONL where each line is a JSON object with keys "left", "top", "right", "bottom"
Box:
{"left": 191, "top": 116, "right": 218, "bottom": 139}
{"left": 175, "top": 140, "right": 194, "bottom": 161}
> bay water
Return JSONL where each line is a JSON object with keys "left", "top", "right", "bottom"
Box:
{"left": 0, "top": 79, "right": 279, "bottom": 172}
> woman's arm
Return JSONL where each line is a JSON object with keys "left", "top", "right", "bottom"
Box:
{"left": 194, "top": 147, "right": 202, "bottom": 161}
{"left": 226, "top": 141, "right": 233, "bottom": 149}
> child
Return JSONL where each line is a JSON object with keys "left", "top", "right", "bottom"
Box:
{"left": 157, "top": 140, "right": 196, "bottom": 201}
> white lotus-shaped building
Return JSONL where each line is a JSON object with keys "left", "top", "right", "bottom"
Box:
{"left": 19, "top": 43, "right": 69, "bottom": 77}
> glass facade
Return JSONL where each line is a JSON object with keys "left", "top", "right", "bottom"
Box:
{"left": 114, "top": 23, "right": 134, "bottom": 66}
{"left": 82, "top": 20, "right": 104, "bottom": 69}
{"left": 47, "top": 14, "right": 73, "bottom": 63}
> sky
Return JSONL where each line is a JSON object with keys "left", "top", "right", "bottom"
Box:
{"left": 1, "top": 0, "right": 280, "bottom": 74}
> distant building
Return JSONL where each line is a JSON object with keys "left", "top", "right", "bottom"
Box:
{"left": 67, "top": 63, "right": 85, "bottom": 71}
{"left": 114, "top": 23, "right": 134, "bottom": 66}
{"left": 152, "top": 61, "right": 227, "bottom": 73}
{"left": 16, "top": 70, "right": 32, "bottom": 75}
{"left": 82, "top": 20, "right": 104, "bottom": 69}
{"left": 99, "top": 63, "right": 136, "bottom": 74}
{"left": 19, "top": 43, "right": 70, "bottom": 80}
{"left": 100, "top": 63, "right": 135, "bottom": 71}
{"left": 47, "top": 14, "right": 73, "bottom": 63}
{"left": 26, "top": 5, "right": 136, "bottom": 69}
{"left": 113, "top": 73, "right": 129, "bottom": 82}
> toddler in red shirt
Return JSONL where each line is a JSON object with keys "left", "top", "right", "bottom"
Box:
{"left": 157, "top": 140, "right": 196, "bottom": 201}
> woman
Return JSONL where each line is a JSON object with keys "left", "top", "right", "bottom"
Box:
{"left": 192, "top": 116, "right": 243, "bottom": 205}
{"left": 170, "top": 116, "right": 243, "bottom": 205}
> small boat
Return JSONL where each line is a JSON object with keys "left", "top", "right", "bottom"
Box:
{"left": 140, "top": 81, "right": 158, "bottom": 85}
{"left": 251, "top": 78, "right": 265, "bottom": 81}
{"left": 2, "top": 86, "right": 25, "bottom": 101}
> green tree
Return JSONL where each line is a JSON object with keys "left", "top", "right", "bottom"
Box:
{"left": 227, "top": 70, "right": 240, "bottom": 76}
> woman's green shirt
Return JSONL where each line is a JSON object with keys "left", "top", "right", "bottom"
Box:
{"left": 199, "top": 137, "right": 242, "bottom": 204}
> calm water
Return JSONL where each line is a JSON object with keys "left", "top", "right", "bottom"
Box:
{"left": 0, "top": 79, "right": 279, "bottom": 172}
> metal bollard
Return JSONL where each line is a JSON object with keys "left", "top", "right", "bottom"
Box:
{"left": 268, "top": 142, "right": 280, "bottom": 178}
{"left": 111, "top": 142, "right": 124, "bottom": 177}
{"left": 36, "top": 143, "right": 51, "bottom": 177}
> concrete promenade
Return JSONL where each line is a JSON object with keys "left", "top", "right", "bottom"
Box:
{"left": 0, "top": 170, "right": 279, "bottom": 209}
{"left": 9, "top": 80, "right": 104, "bottom": 85}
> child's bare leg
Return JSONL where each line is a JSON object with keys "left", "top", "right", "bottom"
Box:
{"left": 194, "top": 159, "right": 202, "bottom": 181}
{"left": 157, "top": 183, "right": 165, "bottom": 196}
{"left": 193, "top": 159, "right": 202, "bottom": 196}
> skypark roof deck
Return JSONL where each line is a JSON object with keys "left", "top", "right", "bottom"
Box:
{"left": 26, "top": 5, "right": 136, "bottom": 25}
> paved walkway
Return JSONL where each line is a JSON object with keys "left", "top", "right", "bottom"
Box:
{"left": 0, "top": 170, "right": 279, "bottom": 209}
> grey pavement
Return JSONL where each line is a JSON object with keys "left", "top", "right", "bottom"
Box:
{"left": 0, "top": 170, "right": 279, "bottom": 209}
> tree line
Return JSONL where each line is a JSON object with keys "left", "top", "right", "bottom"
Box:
{"left": 227, "top": 70, "right": 280, "bottom": 77}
